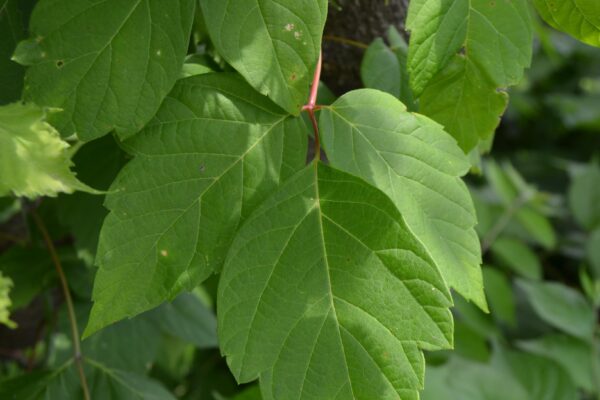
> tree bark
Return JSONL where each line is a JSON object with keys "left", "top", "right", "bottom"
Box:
{"left": 322, "top": 0, "right": 410, "bottom": 95}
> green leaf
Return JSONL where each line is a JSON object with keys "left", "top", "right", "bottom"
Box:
{"left": 497, "top": 350, "right": 578, "bottom": 400}
{"left": 85, "top": 73, "right": 307, "bottom": 336}
{"left": 219, "top": 162, "right": 453, "bottom": 400}
{"left": 407, "top": 0, "right": 533, "bottom": 151}
{"left": 490, "top": 237, "right": 542, "bottom": 280}
{"left": 54, "top": 135, "right": 127, "bottom": 265}
{"left": 587, "top": 228, "right": 600, "bottom": 278}
{"left": 0, "top": 359, "right": 177, "bottom": 399}
{"left": 13, "top": 0, "right": 195, "bottom": 141}
{"left": 0, "top": 102, "right": 94, "bottom": 198}
{"left": 422, "top": 357, "right": 529, "bottom": 400}
{"left": 482, "top": 267, "right": 516, "bottom": 327}
{"left": 0, "top": 271, "right": 16, "bottom": 328}
{"left": 319, "top": 89, "right": 487, "bottom": 311}
{"left": 0, "top": 247, "right": 55, "bottom": 309}
{"left": 360, "top": 36, "right": 415, "bottom": 110}
{"left": 0, "top": 0, "right": 27, "bottom": 104}
{"left": 518, "top": 334, "right": 597, "bottom": 391}
{"left": 200, "top": 0, "right": 328, "bottom": 115}
{"left": 149, "top": 293, "right": 218, "bottom": 349}
{"left": 569, "top": 162, "right": 600, "bottom": 231}
{"left": 533, "top": 0, "right": 600, "bottom": 47}
{"left": 517, "top": 279, "right": 596, "bottom": 340}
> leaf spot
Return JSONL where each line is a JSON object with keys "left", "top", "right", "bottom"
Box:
{"left": 284, "top": 23, "right": 295, "bottom": 31}
{"left": 160, "top": 249, "right": 168, "bottom": 257}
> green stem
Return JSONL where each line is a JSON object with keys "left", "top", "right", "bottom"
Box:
{"left": 32, "top": 211, "right": 91, "bottom": 400}
{"left": 323, "top": 34, "right": 369, "bottom": 49}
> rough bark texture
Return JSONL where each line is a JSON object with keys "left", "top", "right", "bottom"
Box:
{"left": 322, "top": 0, "right": 410, "bottom": 95}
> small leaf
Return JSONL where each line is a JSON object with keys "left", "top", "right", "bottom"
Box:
{"left": 569, "top": 162, "right": 600, "bottom": 231}
{"left": 518, "top": 334, "right": 597, "bottom": 391}
{"left": 497, "top": 350, "right": 578, "bottom": 400}
{"left": 490, "top": 237, "right": 542, "bottom": 280}
{"left": 0, "top": 0, "right": 27, "bottom": 104}
{"left": 0, "top": 102, "right": 95, "bottom": 198}
{"left": 320, "top": 89, "right": 487, "bottom": 311}
{"left": 360, "top": 36, "right": 415, "bottom": 109}
{"left": 422, "top": 357, "right": 529, "bottom": 400}
{"left": 149, "top": 293, "right": 218, "bottom": 349}
{"left": 533, "top": 0, "right": 600, "bottom": 47}
{"left": 407, "top": 0, "right": 533, "bottom": 151}
{"left": 14, "top": 0, "right": 195, "bottom": 141}
{"left": 201, "top": 0, "right": 328, "bottom": 114}
{"left": 517, "top": 279, "right": 596, "bottom": 340}
{"left": 219, "top": 163, "right": 453, "bottom": 400}
{"left": 587, "top": 228, "right": 600, "bottom": 278}
{"left": 0, "top": 271, "right": 16, "bottom": 329}
{"left": 482, "top": 267, "right": 516, "bottom": 327}
{"left": 86, "top": 73, "right": 307, "bottom": 336}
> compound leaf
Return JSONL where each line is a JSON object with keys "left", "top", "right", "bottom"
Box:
{"left": 201, "top": 0, "right": 328, "bottom": 115}
{"left": 85, "top": 73, "right": 307, "bottom": 336}
{"left": 219, "top": 162, "right": 453, "bottom": 400}
{"left": 0, "top": 102, "right": 94, "bottom": 198}
{"left": 407, "top": 0, "right": 533, "bottom": 151}
{"left": 13, "top": 0, "right": 195, "bottom": 141}
{"left": 320, "top": 89, "right": 487, "bottom": 311}
{"left": 533, "top": 0, "right": 600, "bottom": 47}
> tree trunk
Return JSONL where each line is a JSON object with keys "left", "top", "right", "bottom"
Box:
{"left": 322, "top": 0, "right": 410, "bottom": 95}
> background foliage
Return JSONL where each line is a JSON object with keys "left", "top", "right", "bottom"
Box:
{"left": 0, "top": 0, "right": 600, "bottom": 399}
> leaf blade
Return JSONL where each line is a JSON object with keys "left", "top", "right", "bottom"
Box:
{"left": 219, "top": 163, "right": 453, "bottom": 400}
{"left": 319, "top": 89, "right": 487, "bottom": 311}
{"left": 85, "top": 73, "right": 307, "bottom": 336}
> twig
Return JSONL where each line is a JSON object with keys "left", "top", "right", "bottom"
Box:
{"left": 31, "top": 211, "right": 91, "bottom": 400}
{"left": 302, "top": 52, "right": 323, "bottom": 160}
{"left": 323, "top": 35, "right": 369, "bottom": 49}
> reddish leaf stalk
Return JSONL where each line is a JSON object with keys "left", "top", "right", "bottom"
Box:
{"left": 303, "top": 52, "right": 323, "bottom": 161}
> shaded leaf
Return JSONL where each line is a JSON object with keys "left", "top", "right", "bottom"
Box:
{"left": 569, "top": 162, "right": 600, "bottom": 231}
{"left": 482, "top": 267, "right": 515, "bottom": 327}
{"left": 518, "top": 334, "right": 597, "bottom": 391}
{"left": 86, "top": 73, "right": 307, "bottom": 336}
{"left": 150, "top": 292, "right": 218, "bottom": 349}
{"left": 517, "top": 279, "right": 596, "bottom": 340}
{"left": 14, "top": 0, "right": 195, "bottom": 141}
{"left": 490, "top": 237, "right": 541, "bottom": 280}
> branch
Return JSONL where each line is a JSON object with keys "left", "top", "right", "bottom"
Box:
{"left": 31, "top": 211, "right": 91, "bottom": 400}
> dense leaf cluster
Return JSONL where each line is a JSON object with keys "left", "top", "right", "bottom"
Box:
{"left": 0, "top": 0, "right": 599, "bottom": 399}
